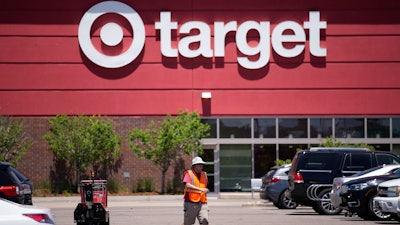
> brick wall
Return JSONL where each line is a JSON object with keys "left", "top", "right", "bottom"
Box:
{"left": 15, "top": 116, "right": 190, "bottom": 193}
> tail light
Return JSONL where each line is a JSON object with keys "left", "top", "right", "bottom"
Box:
{"left": 23, "top": 214, "right": 55, "bottom": 224}
{"left": 293, "top": 173, "right": 304, "bottom": 183}
{"left": 271, "top": 177, "right": 281, "bottom": 183}
{"left": 0, "top": 185, "right": 21, "bottom": 196}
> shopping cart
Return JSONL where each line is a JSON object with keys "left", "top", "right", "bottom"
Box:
{"left": 73, "top": 178, "right": 109, "bottom": 225}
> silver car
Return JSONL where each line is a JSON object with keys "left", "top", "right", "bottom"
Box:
{"left": 373, "top": 178, "right": 400, "bottom": 218}
{"left": 331, "top": 164, "right": 400, "bottom": 209}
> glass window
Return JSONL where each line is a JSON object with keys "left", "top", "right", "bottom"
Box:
{"left": 254, "top": 144, "right": 276, "bottom": 178}
{"left": 367, "top": 118, "right": 389, "bottom": 138}
{"left": 335, "top": 118, "right": 364, "bottom": 138}
{"left": 219, "top": 118, "right": 251, "bottom": 138}
{"left": 278, "top": 118, "right": 307, "bottom": 138}
{"left": 297, "top": 152, "right": 341, "bottom": 170}
{"left": 342, "top": 153, "right": 372, "bottom": 172}
{"left": 393, "top": 118, "right": 400, "bottom": 138}
{"left": 369, "top": 144, "right": 390, "bottom": 152}
{"left": 393, "top": 144, "right": 400, "bottom": 155}
{"left": 199, "top": 148, "right": 215, "bottom": 192}
{"left": 220, "top": 144, "right": 252, "bottom": 191}
{"left": 375, "top": 153, "right": 400, "bottom": 165}
{"left": 201, "top": 118, "right": 217, "bottom": 138}
{"left": 278, "top": 144, "right": 306, "bottom": 161}
{"left": 310, "top": 118, "right": 332, "bottom": 138}
{"left": 254, "top": 118, "right": 276, "bottom": 138}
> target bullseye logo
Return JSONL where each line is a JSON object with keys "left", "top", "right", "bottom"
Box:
{"left": 78, "top": 1, "right": 145, "bottom": 68}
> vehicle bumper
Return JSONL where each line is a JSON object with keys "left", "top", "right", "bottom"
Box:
{"left": 330, "top": 189, "right": 345, "bottom": 208}
{"left": 340, "top": 191, "right": 367, "bottom": 212}
{"left": 374, "top": 196, "right": 400, "bottom": 214}
{"left": 259, "top": 188, "right": 267, "bottom": 200}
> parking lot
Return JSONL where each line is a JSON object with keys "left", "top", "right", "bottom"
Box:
{"left": 33, "top": 194, "right": 400, "bottom": 225}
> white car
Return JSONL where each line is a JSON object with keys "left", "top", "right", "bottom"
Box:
{"left": 331, "top": 164, "right": 400, "bottom": 208}
{"left": 373, "top": 178, "right": 400, "bottom": 217}
{"left": 0, "top": 198, "right": 55, "bottom": 225}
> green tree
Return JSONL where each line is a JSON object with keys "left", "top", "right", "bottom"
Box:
{"left": 128, "top": 111, "right": 210, "bottom": 194}
{"left": 275, "top": 159, "right": 292, "bottom": 166}
{"left": 43, "top": 115, "right": 122, "bottom": 187}
{"left": 320, "top": 136, "right": 375, "bottom": 150}
{"left": 0, "top": 116, "right": 31, "bottom": 166}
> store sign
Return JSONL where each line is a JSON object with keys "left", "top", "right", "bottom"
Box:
{"left": 79, "top": 1, "right": 327, "bottom": 69}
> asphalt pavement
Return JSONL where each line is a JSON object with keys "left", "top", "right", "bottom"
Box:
{"left": 33, "top": 193, "right": 399, "bottom": 225}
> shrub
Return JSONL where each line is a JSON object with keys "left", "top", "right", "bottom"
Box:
{"left": 134, "top": 178, "right": 155, "bottom": 192}
{"left": 107, "top": 179, "right": 122, "bottom": 194}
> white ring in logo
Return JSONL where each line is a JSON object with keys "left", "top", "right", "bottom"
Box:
{"left": 78, "top": 1, "right": 145, "bottom": 68}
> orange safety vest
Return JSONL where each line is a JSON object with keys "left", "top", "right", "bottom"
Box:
{"left": 183, "top": 169, "right": 208, "bottom": 203}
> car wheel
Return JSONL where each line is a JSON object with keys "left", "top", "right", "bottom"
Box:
{"left": 358, "top": 194, "right": 392, "bottom": 221}
{"left": 278, "top": 189, "right": 298, "bottom": 209}
{"left": 313, "top": 189, "right": 342, "bottom": 215}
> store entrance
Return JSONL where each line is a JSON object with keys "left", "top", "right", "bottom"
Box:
{"left": 199, "top": 148, "right": 215, "bottom": 192}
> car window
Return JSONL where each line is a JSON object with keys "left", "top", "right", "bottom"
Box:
{"left": 298, "top": 153, "right": 340, "bottom": 170}
{"left": 343, "top": 153, "right": 372, "bottom": 172}
{"left": 376, "top": 153, "right": 400, "bottom": 165}
{"left": 265, "top": 169, "right": 277, "bottom": 178}
{"left": 389, "top": 168, "right": 400, "bottom": 174}
{"left": 276, "top": 168, "right": 289, "bottom": 176}
{"left": 8, "top": 169, "right": 23, "bottom": 183}
{"left": 0, "top": 169, "right": 16, "bottom": 186}
{"left": 392, "top": 168, "right": 400, "bottom": 175}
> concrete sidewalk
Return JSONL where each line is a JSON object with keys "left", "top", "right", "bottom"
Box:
{"left": 33, "top": 192, "right": 263, "bottom": 208}
{"left": 34, "top": 192, "right": 259, "bottom": 202}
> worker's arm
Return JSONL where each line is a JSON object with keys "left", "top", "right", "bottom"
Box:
{"left": 185, "top": 182, "right": 209, "bottom": 193}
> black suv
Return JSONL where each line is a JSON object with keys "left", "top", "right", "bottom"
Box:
{"left": 0, "top": 162, "right": 33, "bottom": 205}
{"left": 287, "top": 147, "right": 400, "bottom": 215}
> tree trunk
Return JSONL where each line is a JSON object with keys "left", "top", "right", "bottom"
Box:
{"left": 75, "top": 163, "right": 81, "bottom": 193}
{"left": 161, "top": 169, "right": 167, "bottom": 194}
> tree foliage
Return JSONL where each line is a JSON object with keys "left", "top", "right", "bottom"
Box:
{"left": 128, "top": 111, "right": 210, "bottom": 194}
{"left": 0, "top": 116, "right": 31, "bottom": 166}
{"left": 275, "top": 159, "right": 292, "bottom": 166}
{"left": 320, "top": 136, "right": 375, "bottom": 150}
{"left": 43, "top": 114, "right": 122, "bottom": 186}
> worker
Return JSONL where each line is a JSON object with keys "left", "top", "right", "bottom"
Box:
{"left": 182, "top": 156, "right": 210, "bottom": 225}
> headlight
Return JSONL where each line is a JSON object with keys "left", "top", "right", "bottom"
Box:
{"left": 386, "top": 186, "right": 400, "bottom": 197}
{"left": 348, "top": 183, "right": 368, "bottom": 191}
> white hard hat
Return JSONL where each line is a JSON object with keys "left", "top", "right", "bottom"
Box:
{"left": 192, "top": 156, "right": 206, "bottom": 166}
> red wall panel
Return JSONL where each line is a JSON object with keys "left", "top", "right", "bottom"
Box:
{"left": 2, "top": 63, "right": 400, "bottom": 90}
{"left": 0, "top": 0, "right": 400, "bottom": 116}
{"left": 1, "top": 89, "right": 399, "bottom": 116}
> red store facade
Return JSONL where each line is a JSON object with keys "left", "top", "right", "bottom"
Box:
{"left": 1, "top": 0, "right": 400, "bottom": 193}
